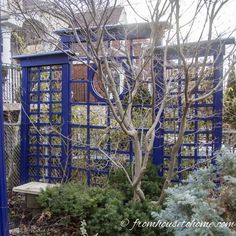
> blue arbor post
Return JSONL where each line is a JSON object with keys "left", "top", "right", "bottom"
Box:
{"left": 0, "top": 7, "right": 9, "bottom": 234}
{"left": 153, "top": 54, "right": 164, "bottom": 174}
{"left": 0, "top": 76, "right": 9, "bottom": 236}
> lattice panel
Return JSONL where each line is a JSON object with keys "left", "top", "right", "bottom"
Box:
{"left": 70, "top": 66, "right": 133, "bottom": 185}
{"left": 154, "top": 53, "right": 223, "bottom": 181}
{"left": 27, "top": 65, "right": 63, "bottom": 183}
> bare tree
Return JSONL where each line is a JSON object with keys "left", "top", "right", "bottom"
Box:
{"left": 11, "top": 0, "right": 236, "bottom": 203}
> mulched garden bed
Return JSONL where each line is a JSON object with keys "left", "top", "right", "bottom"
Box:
{"left": 9, "top": 192, "right": 78, "bottom": 236}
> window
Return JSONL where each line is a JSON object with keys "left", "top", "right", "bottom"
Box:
{"left": 92, "top": 63, "right": 125, "bottom": 100}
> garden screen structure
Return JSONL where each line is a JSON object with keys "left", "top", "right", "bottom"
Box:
{"left": 15, "top": 23, "right": 233, "bottom": 184}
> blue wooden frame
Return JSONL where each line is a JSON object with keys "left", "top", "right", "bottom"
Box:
{"left": 14, "top": 33, "right": 234, "bottom": 184}
{"left": 15, "top": 52, "right": 71, "bottom": 183}
{"left": 0, "top": 52, "right": 9, "bottom": 236}
{"left": 15, "top": 50, "right": 150, "bottom": 183}
{"left": 0, "top": 25, "right": 9, "bottom": 236}
{"left": 153, "top": 56, "right": 164, "bottom": 174}
{"left": 152, "top": 39, "right": 234, "bottom": 181}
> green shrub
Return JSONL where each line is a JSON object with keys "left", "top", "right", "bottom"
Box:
{"left": 38, "top": 182, "right": 165, "bottom": 235}
{"left": 109, "top": 162, "right": 164, "bottom": 201}
{"left": 38, "top": 184, "right": 124, "bottom": 218}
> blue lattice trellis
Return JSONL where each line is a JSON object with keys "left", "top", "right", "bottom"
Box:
{"left": 14, "top": 26, "right": 234, "bottom": 184}
{"left": 153, "top": 40, "right": 232, "bottom": 181}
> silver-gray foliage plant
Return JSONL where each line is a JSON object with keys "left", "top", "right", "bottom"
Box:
{"left": 152, "top": 148, "right": 236, "bottom": 236}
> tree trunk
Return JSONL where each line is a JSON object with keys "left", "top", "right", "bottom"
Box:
{"left": 132, "top": 134, "right": 145, "bottom": 201}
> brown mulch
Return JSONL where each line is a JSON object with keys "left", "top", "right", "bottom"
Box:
{"left": 8, "top": 192, "right": 78, "bottom": 236}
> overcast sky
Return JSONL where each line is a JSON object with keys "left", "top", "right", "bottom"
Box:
{"left": 124, "top": 0, "right": 236, "bottom": 41}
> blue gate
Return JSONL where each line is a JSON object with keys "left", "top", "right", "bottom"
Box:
{"left": 15, "top": 24, "right": 233, "bottom": 184}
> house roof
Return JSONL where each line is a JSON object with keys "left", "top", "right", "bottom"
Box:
{"left": 71, "top": 6, "right": 125, "bottom": 28}
{"left": 22, "top": 0, "right": 54, "bottom": 11}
